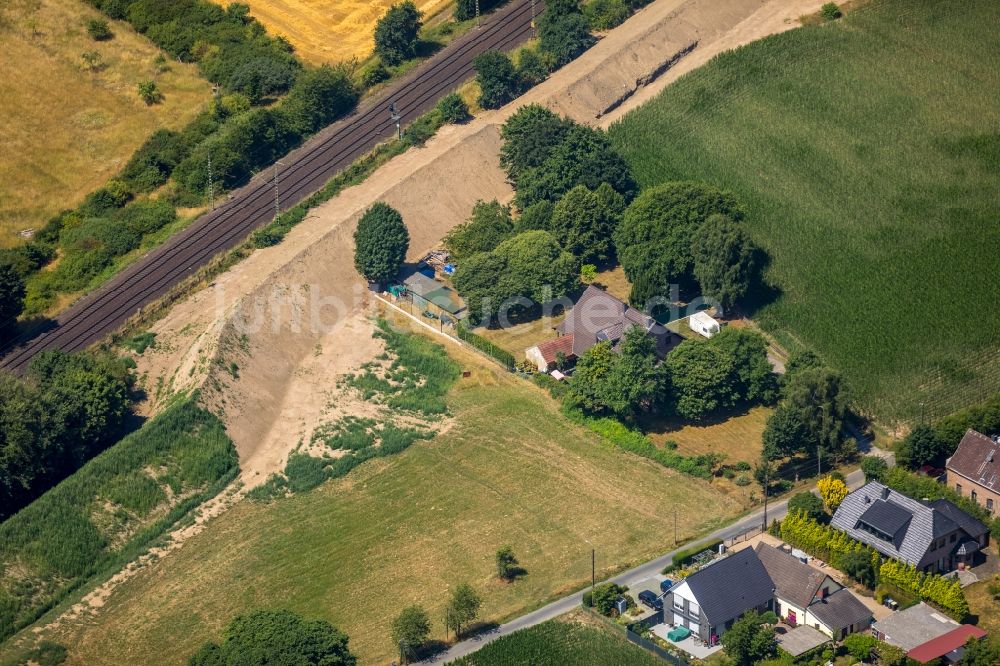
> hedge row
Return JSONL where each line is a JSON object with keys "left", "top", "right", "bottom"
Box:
{"left": 663, "top": 539, "right": 724, "bottom": 573}
{"left": 456, "top": 325, "right": 516, "bottom": 370}
{"left": 879, "top": 559, "right": 968, "bottom": 620}
{"left": 562, "top": 404, "right": 720, "bottom": 479}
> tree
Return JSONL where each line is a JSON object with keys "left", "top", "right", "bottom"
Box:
{"left": 841, "top": 549, "right": 878, "bottom": 588}
{"left": 787, "top": 492, "right": 826, "bottom": 524}
{"left": 474, "top": 50, "right": 521, "bottom": 110}
{"left": 761, "top": 405, "right": 811, "bottom": 460}
{"left": 188, "top": 609, "right": 356, "bottom": 665}
{"left": 959, "top": 637, "right": 1000, "bottom": 666}
{"left": 514, "top": 124, "right": 637, "bottom": 209}
{"left": 353, "top": 202, "right": 409, "bottom": 283}
{"left": 843, "top": 633, "right": 878, "bottom": 662}
{"left": 374, "top": 2, "right": 423, "bottom": 66}
{"left": 495, "top": 545, "right": 519, "bottom": 581}
{"left": 691, "top": 214, "right": 757, "bottom": 311}
{"left": 443, "top": 200, "right": 514, "bottom": 259}
{"left": 896, "top": 424, "right": 946, "bottom": 470}
{"left": 391, "top": 605, "right": 431, "bottom": 664}
{"left": 818, "top": 475, "right": 849, "bottom": 510}
{"left": 570, "top": 326, "right": 666, "bottom": 420}
{"left": 515, "top": 47, "right": 549, "bottom": 86}
{"left": 282, "top": 65, "right": 358, "bottom": 134}
{"left": 590, "top": 582, "right": 628, "bottom": 615}
{"left": 537, "top": 0, "right": 594, "bottom": 66}
{"left": 499, "top": 105, "right": 572, "bottom": 186}
{"left": 444, "top": 583, "right": 481, "bottom": 638}
{"left": 514, "top": 200, "right": 554, "bottom": 232}
{"left": 137, "top": 80, "right": 161, "bottom": 104}
{"left": 615, "top": 182, "right": 744, "bottom": 304}
{"left": 720, "top": 611, "right": 777, "bottom": 666}
{"left": 451, "top": 230, "right": 579, "bottom": 325}
{"left": 784, "top": 365, "right": 849, "bottom": 456}
{"left": 710, "top": 328, "right": 778, "bottom": 405}
{"left": 666, "top": 339, "right": 736, "bottom": 421}
{"left": 549, "top": 183, "right": 625, "bottom": 265}
{"left": 455, "top": 0, "right": 503, "bottom": 21}
{"left": 861, "top": 455, "right": 888, "bottom": 483}
{"left": 436, "top": 92, "right": 470, "bottom": 124}
{"left": 81, "top": 50, "right": 104, "bottom": 72}
{"left": 0, "top": 262, "right": 26, "bottom": 341}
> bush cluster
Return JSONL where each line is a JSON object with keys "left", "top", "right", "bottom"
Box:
{"left": 456, "top": 324, "right": 515, "bottom": 370}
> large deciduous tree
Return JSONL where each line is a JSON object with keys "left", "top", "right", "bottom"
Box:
{"left": 721, "top": 611, "right": 777, "bottom": 666}
{"left": 691, "top": 213, "right": 757, "bottom": 311}
{"left": 188, "top": 609, "right": 356, "bottom": 665}
{"left": 570, "top": 326, "right": 666, "bottom": 420}
{"left": 0, "top": 262, "right": 26, "bottom": 342}
{"left": 391, "top": 605, "right": 431, "bottom": 664}
{"left": 474, "top": 50, "right": 521, "bottom": 110}
{"left": 374, "top": 2, "right": 423, "bottom": 66}
{"left": 614, "top": 182, "right": 744, "bottom": 305}
{"left": 353, "top": 202, "right": 409, "bottom": 284}
{"left": 499, "top": 105, "right": 573, "bottom": 186}
{"left": 549, "top": 183, "right": 625, "bottom": 265}
{"left": 537, "top": 0, "right": 594, "bottom": 66}
{"left": 666, "top": 339, "right": 737, "bottom": 421}
{"left": 444, "top": 583, "right": 481, "bottom": 638}
{"left": 443, "top": 200, "right": 514, "bottom": 259}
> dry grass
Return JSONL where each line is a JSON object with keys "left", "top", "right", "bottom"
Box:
{"left": 965, "top": 569, "right": 1000, "bottom": 635}
{"left": 219, "top": 0, "right": 454, "bottom": 65}
{"left": 27, "top": 329, "right": 741, "bottom": 665}
{"left": 477, "top": 311, "right": 566, "bottom": 357}
{"left": 0, "top": 0, "right": 213, "bottom": 247}
{"left": 644, "top": 406, "right": 771, "bottom": 466}
{"left": 590, "top": 265, "right": 631, "bottom": 303}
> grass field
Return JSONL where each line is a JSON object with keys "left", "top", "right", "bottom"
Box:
{"left": 221, "top": 0, "right": 454, "bottom": 65}
{"left": 448, "top": 611, "right": 664, "bottom": 665}
{"left": 608, "top": 0, "right": 1000, "bottom": 425}
{"left": 21, "top": 333, "right": 741, "bottom": 665}
{"left": 0, "top": 0, "right": 213, "bottom": 247}
{"left": 965, "top": 573, "right": 1000, "bottom": 636}
{"left": 645, "top": 406, "right": 770, "bottom": 466}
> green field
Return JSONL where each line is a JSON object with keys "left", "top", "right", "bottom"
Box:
{"left": 13, "top": 336, "right": 741, "bottom": 665}
{"left": 448, "top": 612, "right": 664, "bottom": 665}
{"left": 609, "top": 0, "right": 1000, "bottom": 424}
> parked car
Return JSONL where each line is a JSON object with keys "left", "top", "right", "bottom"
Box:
{"left": 638, "top": 590, "right": 663, "bottom": 610}
{"left": 660, "top": 579, "right": 674, "bottom": 594}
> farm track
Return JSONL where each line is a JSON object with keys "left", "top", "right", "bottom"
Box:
{"left": 0, "top": 0, "right": 538, "bottom": 372}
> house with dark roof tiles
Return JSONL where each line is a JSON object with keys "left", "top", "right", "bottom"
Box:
{"left": 830, "top": 481, "right": 988, "bottom": 573}
{"left": 665, "top": 548, "right": 775, "bottom": 645}
{"left": 946, "top": 428, "right": 1000, "bottom": 516}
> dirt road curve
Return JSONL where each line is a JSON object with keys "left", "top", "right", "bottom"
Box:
{"left": 0, "top": 0, "right": 541, "bottom": 372}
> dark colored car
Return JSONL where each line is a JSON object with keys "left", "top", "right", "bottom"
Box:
{"left": 638, "top": 590, "right": 663, "bottom": 610}
{"left": 660, "top": 579, "right": 673, "bottom": 594}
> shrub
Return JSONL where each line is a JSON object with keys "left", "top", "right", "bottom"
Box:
{"left": 843, "top": 633, "right": 877, "bottom": 661}
{"left": 443, "top": 199, "right": 514, "bottom": 259}
{"left": 281, "top": 64, "right": 359, "bottom": 134}
{"left": 137, "top": 79, "right": 161, "bottom": 104}
{"left": 820, "top": 3, "right": 842, "bottom": 20}
{"left": 817, "top": 475, "right": 848, "bottom": 510}
{"left": 360, "top": 60, "right": 390, "bottom": 87}
{"left": 436, "top": 92, "right": 471, "bottom": 124}
{"left": 0, "top": 263, "right": 26, "bottom": 339}
{"left": 120, "top": 129, "right": 187, "bottom": 192}
{"left": 86, "top": 18, "right": 113, "bottom": 40}
{"left": 454, "top": 0, "right": 505, "bottom": 21}
{"left": 787, "top": 492, "right": 826, "bottom": 523}
{"left": 537, "top": 0, "right": 594, "bottom": 67}
{"left": 116, "top": 198, "right": 177, "bottom": 236}
{"left": 515, "top": 47, "right": 550, "bottom": 86}
{"left": 861, "top": 455, "right": 888, "bottom": 482}
{"left": 584, "top": 0, "right": 630, "bottom": 31}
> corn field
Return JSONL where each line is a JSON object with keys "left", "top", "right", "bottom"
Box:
{"left": 609, "top": 0, "right": 1000, "bottom": 426}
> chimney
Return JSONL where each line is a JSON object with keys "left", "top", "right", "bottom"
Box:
{"left": 881, "top": 486, "right": 890, "bottom": 500}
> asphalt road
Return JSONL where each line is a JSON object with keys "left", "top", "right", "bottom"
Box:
{"left": 424, "top": 464, "right": 881, "bottom": 665}
{"left": 0, "top": 0, "right": 541, "bottom": 372}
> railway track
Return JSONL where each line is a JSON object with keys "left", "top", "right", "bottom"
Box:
{"left": 0, "top": 0, "right": 539, "bottom": 372}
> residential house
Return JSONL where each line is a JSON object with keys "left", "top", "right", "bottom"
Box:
{"left": 830, "top": 481, "right": 989, "bottom": 573}
{"left": 946, "top": 429, "right": 1000, "bottom": 516}
{"left": 556, "top": 285, "right": 675, "bottom": 358}
{"left": 665, "top": 548, "right": 775, "bottom": 646}
{"left": 524, "top": 336, "right": 575, "bottom": 373}
{"left": 872, "top": 602, "right": 986, "bottom": 663}
{"left": 755, "top": 544, "right": 872, "bottom": 639}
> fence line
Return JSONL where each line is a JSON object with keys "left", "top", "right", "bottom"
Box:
{"left": 724, "top": 525, "right": 762, "bottom": 548}
{"left": 581, "top": 608, "right": 690, "bottom": 665}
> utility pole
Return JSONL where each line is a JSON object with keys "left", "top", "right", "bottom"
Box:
{"left": 476, "top": 0, "right": 481, "bottom": 28}
{"left": 817, "top": 443, "right": 822, "bottom": 478}
{"left": 673, "top": 510, "right": 677, "bottom": 545}
{"left": 762, "top": 461, "right": 769, "bottom": 531}
{"left": 206, "top": 149, "right": 214, "bottom": 210}
{"left": 591, "top": 548, "right": 596, "bottom": 600}
{"left": 388, "top": 102, "right": 402, "bottom": 140}
{"left": 530, "top": 0, "right": 536, "bottom": 29}
{"left": 273, "top": 161, "right": 284, "bottom": 220}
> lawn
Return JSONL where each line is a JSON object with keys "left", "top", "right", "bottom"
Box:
{"left": 21, "top": 331, "right": 741, "bottom": 665}
{"left": 216, "top": 0, "right": 454, "bottom": 65}
{"left": 608, "top": 0, "right": 1000, "bottom": 425}
{"left": 645, "top": 406, "right": 771, "bottom": 466}
{"left": 965, "top": 572, "right": 1000, "bottom": 636}
{"left": 0, "top": 0, "right": 213, "bottom": 247}
{"left": 448, "top": 610, "right": 664, "bottom": 665}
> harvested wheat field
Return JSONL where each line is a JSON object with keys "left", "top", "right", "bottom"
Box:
{"left": 0, "top": 0, "right": 213, "bottom": 247}
{"left": 224, "top": 0, "right": 453, "bottom": 65}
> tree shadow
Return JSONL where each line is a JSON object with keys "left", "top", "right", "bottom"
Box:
{"left": 741, "top": 249, "right": 782, "bottom": 317}
{"left": 462, "top": 620, "right": 501, "bottom": 639}
{"left": 414, "top": 639, "right": 450, "bottom": 662}
{"left": 414, "top": 39, "right": 445, "bottom": 59}
{"left": 502, "top": 566, "right": 528, "bottom": 582}
{"left": 0, "top": 315, "right": 58, "bottom": 365}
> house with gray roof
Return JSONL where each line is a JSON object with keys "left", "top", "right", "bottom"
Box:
{"left": 555, "top": 285, "right": 676, "bottom": 358}
{"left": 665, "top": 548, "right": 775, "bottom": 645}
{"left": 830, "top": 481, "right": 988, "bottom": 573}
{"left": 755, "top": 544, "right": 872, "bottom": 639}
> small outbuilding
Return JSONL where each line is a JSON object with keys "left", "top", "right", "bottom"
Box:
{"left": 689, "top": 311, "right": 721, "bottom": 338}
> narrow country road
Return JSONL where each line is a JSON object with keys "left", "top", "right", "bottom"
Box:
{"left": 0, "top": 0, "right": 541, "bottom": 372}
{"left": 424, "top": 460, "right": 891, "bottom": 664}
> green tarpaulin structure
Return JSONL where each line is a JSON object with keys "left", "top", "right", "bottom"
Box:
{"left": 668, "top": 626, "right": 691, "bottom": 642}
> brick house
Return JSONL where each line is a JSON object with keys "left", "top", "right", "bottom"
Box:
{"left": 946, "top": 429, "right": 1000, "bottom": 517}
